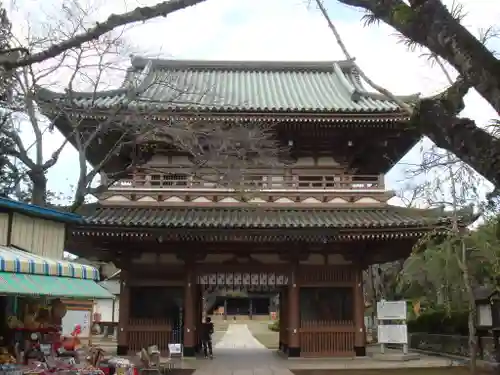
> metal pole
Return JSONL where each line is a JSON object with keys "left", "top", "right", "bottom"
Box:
{"left": 379, "top": 319, "right": 385, "bottom": 354}
{"left": 403, "top": 318, "right": 408, "bottom": 354}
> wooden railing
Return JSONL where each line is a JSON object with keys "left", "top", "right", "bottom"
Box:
{"left": 300, "top": 320, "right": 355, "bottom": 357}
{"left": 108, "top": 172, "right": 384, "bottom": 191}
{"left": 128, "top": 318, "right": 175, "bottom": 354}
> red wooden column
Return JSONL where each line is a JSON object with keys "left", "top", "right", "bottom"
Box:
{"left": 183, "top": 263, "right": 196, "bottom": 357}
{"left": 288, "top": 263, "right": 300, "bottom": 357}
{"left": 196, "top": 284, "right": 203, "bottom": 353}
{"left": 281, "top": 288, "right": 288, "bottom": 351}
{"left": 353, "top": 265, "right": 366, "bottom": 356}
{"left": 117, "top": 268, "right": 130, "bottom": 355}
{"left": 278, "top": 290, "right": 283, "bottom": 351}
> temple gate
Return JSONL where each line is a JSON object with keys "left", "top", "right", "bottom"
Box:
{"left": 37, "top": 58, "right": 474, "bottom": 357}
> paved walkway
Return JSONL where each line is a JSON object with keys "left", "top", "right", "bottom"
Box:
{"left": 215, "top": 324, "right": 266, "bottom": 349}
{"left": 193, "top": 324, "right": 293, "bottom": 375}
{"left": 94, "top": 325, "right": 461, "bottom": 373}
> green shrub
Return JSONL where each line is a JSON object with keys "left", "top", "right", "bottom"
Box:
{"left": 268, "top": 319, "right": 280, "bottom": 332}
{"left": 407, "top": 309, "right": 469, "bottom": 335}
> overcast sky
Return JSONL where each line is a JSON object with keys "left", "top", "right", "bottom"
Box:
{"left": 8, "top": 0, "right": 500, "bottom": 206}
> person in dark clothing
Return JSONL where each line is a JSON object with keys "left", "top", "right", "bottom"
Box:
{"left": 201, "top": 317, "right": 214, "bottom": 358}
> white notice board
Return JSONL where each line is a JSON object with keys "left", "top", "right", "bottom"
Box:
{"left": 168, "top": 343, "right": 182, "bottom": 356}
{"left": 378, "top": 324, "right": 408, "bottom": 344}
{"left": 62, "top": 310, "right": 91, "bottom": 337}
{"left": 377, "top": 300, "right": 407, "bottom": 320}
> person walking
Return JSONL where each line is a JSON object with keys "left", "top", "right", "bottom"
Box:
{"left": 201, "top": 317, "right": 214, "bottom": 359}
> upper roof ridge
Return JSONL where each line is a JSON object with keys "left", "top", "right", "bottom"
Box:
{"left": 130, "top": 56, "right": 356, "bottom": 72}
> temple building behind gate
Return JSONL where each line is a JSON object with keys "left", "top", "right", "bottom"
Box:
{"left": 36, "top": 58, "right": 474, "bottom": 358}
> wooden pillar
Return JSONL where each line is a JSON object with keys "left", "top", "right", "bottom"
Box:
{"left": 249, "top": 298, "right": 253, "bottom": 319}
{"left": 117, "top": 268, "right": 130, "bottom": 355}
{"left": 196, "top": 285, "right": 203, "bottom": 353}
{"left": 278, "top": 290, "right": 284, "bottom": 351}
{"left": 354, "top": 265, "right": 366, "bottom": 356}
{"left": 288, "top": 264, "right": 300, "bottom": 357}
{"left": 183, "top": 263, "right": 196, "bottom": 357}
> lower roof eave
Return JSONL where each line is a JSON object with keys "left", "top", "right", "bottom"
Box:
{"left": 70, "top": 225, "right": 445, "bottom": 242}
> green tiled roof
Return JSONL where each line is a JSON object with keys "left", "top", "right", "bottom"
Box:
{"left": 36, "top": 58, "right": 418, "bottom": 114}
{"left": 81, "top": 206, "right": 471, "bottom": 229}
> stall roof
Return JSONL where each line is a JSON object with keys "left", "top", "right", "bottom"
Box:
{"left": 0, "top": 246, "right": 100, "bottom": 280}
{"left": 0, "top": 246, "right": 112, "bottom": 299}
{"left": 0, "top": 272, "right": 113, "bottom": 299}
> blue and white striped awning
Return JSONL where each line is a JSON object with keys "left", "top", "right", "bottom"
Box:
{"left": 0, "top": 246, "right": 99, "bottom": 280}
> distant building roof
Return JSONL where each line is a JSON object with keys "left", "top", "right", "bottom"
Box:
{"left": 98, "top": 279, "right": 120, "bottom": 295}
{"left": 0, "top": 197, "right": 82, "bottom": 224}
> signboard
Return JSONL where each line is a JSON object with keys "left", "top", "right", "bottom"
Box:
{"left": 378, "top": 324, "right": 408, "bottom": 344}
{"left": 377, "top": 300, "right": 406, "bottom": 320}
{"left": 197, "top": 272, "right": 289, "bottom": 286}
{"left": 168, "top": 343, "right": 182, "bottom": 355}
{"left": 62, "top": 309, "right": 91, "bottom": 337}
{"left": 478, "top": 304, "right": 493, "bottom": 327}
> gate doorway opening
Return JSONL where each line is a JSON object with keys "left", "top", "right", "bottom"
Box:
{"left": 208, "top": 296, "right": 272, "bottom": 316}
{"left": 199, "top": 271, "right": 284, "bottom": 322}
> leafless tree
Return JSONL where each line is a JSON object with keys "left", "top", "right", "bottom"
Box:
{"left": 399, "top": 60, "right": 485, "bottom": 372}
{"left": 36, "top": 51, "right": 282, "bottom": 209}
{"left": 0, "top": 0, "right": 207, "bottom": 69}
{"left": 0, "top": 0, "right": 129, "bottom": 205}
{"left": 326, "top": 0, "right": 500, "bottom": 193}
{"left": 306, "top": 0, "right": 500, "bottom": 196}
{"left": 2, "top": 0, "right": 282, "bottom": 209}
{"left": 2, "top": 0, "right": 500, "bottom": 195}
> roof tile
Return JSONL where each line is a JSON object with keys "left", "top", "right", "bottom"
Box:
{"left": 36, "top": 58, "right": 418, "bottom": 114}
{"left": 81, "top": 206, "right": 467, "bottom": 229}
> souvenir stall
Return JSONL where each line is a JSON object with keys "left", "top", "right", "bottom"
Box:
{"left": 0, "top": 247, "right": 131, "bottom": 375}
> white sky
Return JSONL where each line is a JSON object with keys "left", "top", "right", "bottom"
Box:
{"left": 7, "top": 0, "right": 500, "bottom": 206}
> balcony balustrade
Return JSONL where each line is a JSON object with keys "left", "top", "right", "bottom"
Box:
{"left": 107, "top": 172, "right": 384, "bottom": 191}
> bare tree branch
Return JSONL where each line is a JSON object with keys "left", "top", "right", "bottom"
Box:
{"left": 335, "top": 0, "right": 500, "bottom": 114}
{"left": 0, "top": 0, "right": 208, "bottom": 70}
{"left": 314, "top": 0, "right": 415, "bottom": 114}
{"left": 316, "top": 0, "right": 500, "bottom": 192}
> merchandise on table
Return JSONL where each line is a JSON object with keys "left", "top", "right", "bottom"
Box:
{"left": 0, "top": 346, "right": 16, "bottom": 364}
{"left": 0, "top": 364, "right": 23, "bottom": 375}
{"left": 99, "top": 357, "right": 137, "bottom": 375}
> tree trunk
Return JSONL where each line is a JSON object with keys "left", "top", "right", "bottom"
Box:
{"left": 333, "top": 0, "right": 500, "bottom": 191}
{"left": 70, "top": 193, "right": 85, "bottom": 213}
{"left": 416, "top": 99, "right": 500, "bottom": 191}
{"left": 337, "top": 0, "right": 500, "bottom": 114}
{"left": 460, "top": 241, "right": 477, "bottom": 375}
{"left": 465, "top": 283, "right": 477, "bottom": 374}
{"left": 29, "top": 170, "right": 47, "bottom": 206}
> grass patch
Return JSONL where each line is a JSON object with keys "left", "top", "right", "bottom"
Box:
{"left": 268, "top": 320, "right": 279, "bottom": 332}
